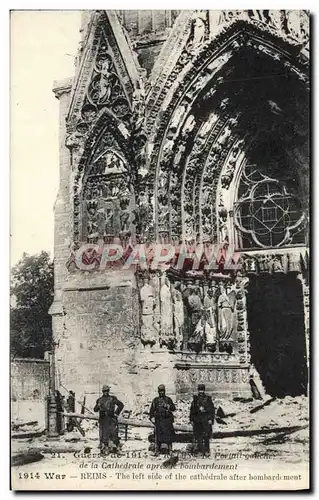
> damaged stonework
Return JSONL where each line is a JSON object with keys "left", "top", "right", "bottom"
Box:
{"left": 50, "top": 11, "right": 309, "bottom": 417}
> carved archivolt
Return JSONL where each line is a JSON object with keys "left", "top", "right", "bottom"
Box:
{"left": 147, "top": 23, "right": 308, "bottom": 245}
{"left": 148, "top": 23, "right": 308, "bottom": 157}
{"left": 65, "top": 11, "right": 149, "bottom": 245}
{"left": 146, "top": 11, "right": 309, "bottom": 131}
{"left": 66, "top": 11, "right": 309, "bottom": 251}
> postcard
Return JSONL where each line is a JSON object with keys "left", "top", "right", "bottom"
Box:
{"left": 10, "top": 9, "right": 310, "bottom": 491}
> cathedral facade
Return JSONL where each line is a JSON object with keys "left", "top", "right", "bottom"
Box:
{"left": 50, "top": 10, "right": 309, "bottom": 406}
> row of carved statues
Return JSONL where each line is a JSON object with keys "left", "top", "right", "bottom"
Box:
{"left": 189, "top": 10, "right": 309, "bottom": 49}
{"left": 139, "top": 273, "right": 238, "bottom": 353}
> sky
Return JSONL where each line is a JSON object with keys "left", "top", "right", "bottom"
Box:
{"left": 10, "top": 11, "right": 82, "bottom": 265}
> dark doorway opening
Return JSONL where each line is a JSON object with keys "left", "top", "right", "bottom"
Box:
{"left": 247, "top": 274, "right": 308, "bottom": 397}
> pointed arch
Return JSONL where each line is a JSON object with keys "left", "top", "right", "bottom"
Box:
{"left": 65, "top": 11, "right": 146, "bottom": 245}
{"left": 67, "top": 10, "right": 141, "bottom": 128}
{"left": 146, "top": 20, "right": 309, "bottom": 243}
{"left": 71, "top": 108, "right": 137, "bottom": 245}
{"left": 145, "top": 11, "right": 309, "bottom": 130}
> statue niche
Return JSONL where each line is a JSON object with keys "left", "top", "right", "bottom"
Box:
{"left": 159, "top": 274, "right": 175, "bottom": 349}
{"left": 83, "top": 150, "right": 134, "bottom": 243}
{"left": 137, "top": 272, "right": 244, "bottom": 358}
{"left": 172, "top": 278, "right": 237, "bottom": 354}
{"left": 139, "top": 276, "right": 158, "bottom": 348}
{"left": 171, "top": 282, "right": 184, "bottom": 351}
{"left": 217, "top": 282, "right": 237, "bottom": 351}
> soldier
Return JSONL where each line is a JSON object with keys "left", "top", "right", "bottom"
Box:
{"left": 149, "top": 385, "right": 176, "bottom": 455}
{"left": 190, "top": 384, "right": 215, "bottom": 457}
{"left": 94, "top": 385, "right": 124, "bottom": 455}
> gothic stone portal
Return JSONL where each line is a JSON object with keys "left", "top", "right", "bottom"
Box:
{"left": 51, "top": 10, "right": 309, "bottom": 404}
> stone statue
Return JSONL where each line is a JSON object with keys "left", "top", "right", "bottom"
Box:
{"left": 268, "top": 10, "right": 282, "bottom": 31}
{"left": 217, "top": 282, "right": 236, "bottom": 341}
{"left": 199, "top": 114, "right": 217, "bottom": 137}
{"left": 245, "top": 257, "right": 257, "bottom": 274}
{"left": 272, "top": 256, "right": 284, "bottom": 273}
{"left": 218, "top": 126, "right": 231, "bottom": 147}
{"left": 118, "top": 122, "right": 130, "bottom": 139}
{"left": 97, "top": 199, "right": 106, "bottom": 236}
{"left": 190, "top": 14, "right": 206, "bottom": 51}
{"left": 87, "top": 204, "right": 99, "bottom": 240}
{"left": 194, "top": 279, "right": 204, "bottom": 301}
{"left": 286, "top": 10, "right": 303, "bottom": 40}
{"left": 219, "top": 10, "right": 236, "bottom": 24}
{"left": 103, "top": 152, "right": 126, "bottom": 175}
{"left": 203, "top": 288, "right": 217, "bottom": 351}
{"left": 163, "top": 137, "right": 175, "bottom": 159}
{"left": 171, "top": 282, "right": 184, "bottom": 350}
{"left": 221, "top": 163, "right": 235, "bottom": 189}
{"left": 182, "top": 115, "right": 196, "bottom": 137}
{"left": 139, "top": 278, "right": 157, "bottom": 347}
{"left": 288, "top": 253, "right": 301, "bottom": 273}
{"left": 120, "top": 211, "right": 130, "bottom": 233}
{"left": 184, "top": 214, "right": 195, "bottom": 241}
{"left": 187, "top": 285, "right": 204, "bottom": 352}
{"left": 299, "top": 10, "right": 310, "bottom": 42}
{"left": 65, "top": 242, "right": 78, "bottom": 272}
{"left": 98, "top": 59, "right": 112, "bottom": 102}
{"left": 170, "top": 104, "right": 186, "bottom": 132}
{"left": 218, "top": 206, "right": 229, "bottom": 243}
{"left": 82, "top": 104, "right": 97, "bottom": 123}
{"left": 258, "top": 254, "right": 270, "bottom": 273}
{"left": 160, "top": 276, "right": 174, "bottom": 348}
{"left": 194, "top": 74, "right": 208, "bottom": 92}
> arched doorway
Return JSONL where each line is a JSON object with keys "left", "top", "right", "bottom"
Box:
{"left": 247, "top": 273, "right": 308, "bottom": 397}
{"left": 149, "top": 25, "right": 309, "bottom": 246}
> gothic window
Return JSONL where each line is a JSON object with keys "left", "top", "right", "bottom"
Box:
{"left": 234, "top": 166, "right": 306, "bottom": 249}
{"left": 82, "top": 150, "right": 133, "bottom": 243}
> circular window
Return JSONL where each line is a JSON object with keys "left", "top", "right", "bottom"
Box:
{"left": 234, "top": 175, "right": 306, "bottom": 249}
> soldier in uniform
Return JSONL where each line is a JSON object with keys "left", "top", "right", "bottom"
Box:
{"left": 190, "top": 384, "right": 215, "bottom": 457}
{"left": 149, "top": 385, "right": 176, "bottom": 455}
{"left": 94, "top": 385, "right": 124, "bottom": 455}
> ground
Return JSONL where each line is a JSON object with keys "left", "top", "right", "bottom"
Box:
{"left": 11, "top": 395, "right": 309, "bottom": 490}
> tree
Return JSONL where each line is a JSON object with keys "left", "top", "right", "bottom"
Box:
{"left": 10, "top": 251, "right": 54, "bottom": 358}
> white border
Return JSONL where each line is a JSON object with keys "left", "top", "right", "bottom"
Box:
{"left": 3, "top": 3, "right": 317, "bottom": 499}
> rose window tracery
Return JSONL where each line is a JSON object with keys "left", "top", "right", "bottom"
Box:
{"left": 234, "top": 167, "right": 306, "bottom": 249}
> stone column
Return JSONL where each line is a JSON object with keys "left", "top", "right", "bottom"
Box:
{"left": 52, "top": 78, "right": 73, "bottom": 294}
{"left": 46, "top": 348, "right": 59, "bottom": 438}
{"left": 47, "top": 79, "right": 72, "bottom": 436}
{"left": 234, "top": 273, "right": 250, "bottom": 364}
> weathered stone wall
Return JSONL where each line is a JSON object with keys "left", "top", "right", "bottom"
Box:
{"left": 11, "top": 358, "right": 49, "bottom": 401}
{"left": 175, "top": 366, "right": 251, "bottom": 399}
{"left": 55, "top": 271, "right": 177, "bottom": 410}
{"left": 52, "top": 79, "right": 73, "bottom": 294}
{"left": 50, "top": 11, "right": 309, "bottom": 409}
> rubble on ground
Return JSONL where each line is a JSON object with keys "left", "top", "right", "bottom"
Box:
{"left": 11, "top": 394, "right": 309, "bottom": 466}
{"left": 117, "top": 394, "right": 308, "bottom": 434}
